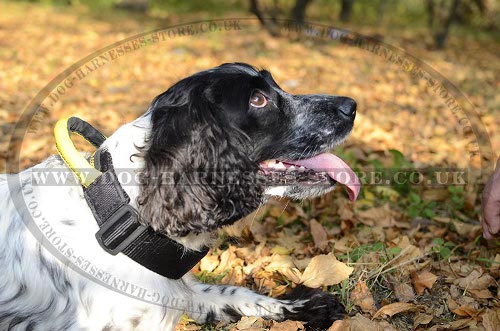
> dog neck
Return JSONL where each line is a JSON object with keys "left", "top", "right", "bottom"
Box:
{"left": 99, "top": 114, "right": 213, "bottom": 251}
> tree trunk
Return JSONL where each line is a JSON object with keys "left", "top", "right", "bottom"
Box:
{"left": 435, "top": 0, "right": 461, "bottom": 49}
{"left": 115, "top": 0, "right": 150, "bottom": 12}
{"left": 340, "top": 0, "right": 355, "bottom": 22}
{"left": 291, "top": 0, "right": 313, "bottom": 23}
{"left": 249, "top": 0, "right": 280, "bottom": 36}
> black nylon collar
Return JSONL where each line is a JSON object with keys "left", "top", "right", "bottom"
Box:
{"left": 84, "top": 154, "right": 208, "bottom": 279}
{"left": 65, "top": 118, "right": 208, "bottom": 279}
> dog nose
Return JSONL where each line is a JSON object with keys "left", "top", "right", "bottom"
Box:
{"left": 337, "top": 97, "right": 357, "bottom": 117}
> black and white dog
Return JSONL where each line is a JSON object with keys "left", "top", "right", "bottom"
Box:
{"left": 0, "top": 63, "right": 359, "bottom": 330}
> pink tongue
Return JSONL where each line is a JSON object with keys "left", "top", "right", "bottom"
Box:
{"left": 289, "top": 153, "right": 361, "bottom": 201}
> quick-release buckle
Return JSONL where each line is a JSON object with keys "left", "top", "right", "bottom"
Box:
{"left": 95, "top": 205, "right": 147, "bottom": 255}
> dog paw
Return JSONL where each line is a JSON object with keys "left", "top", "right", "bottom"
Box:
{"left": 281, "top": 285, "right": 346, "bottom": 331}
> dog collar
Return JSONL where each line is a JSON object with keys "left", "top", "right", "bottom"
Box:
{"left": 54, "top": 117, "right": 208, "bottom": 279}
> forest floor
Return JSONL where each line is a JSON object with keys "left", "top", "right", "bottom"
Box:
{"left": 0, "top": 1, "right": 499, "bottom": 330}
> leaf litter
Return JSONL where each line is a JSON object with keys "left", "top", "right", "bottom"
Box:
{"left": 0, "top": 2, "right": 498, "bottom": 330}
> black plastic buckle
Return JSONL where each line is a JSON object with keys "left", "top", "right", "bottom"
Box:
{"left": 95, "top": 204, "right": 147, "bottom": 255}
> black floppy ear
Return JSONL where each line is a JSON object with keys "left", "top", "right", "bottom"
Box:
{"left": 137, "top": 90, "right": 263, "bottom": 237}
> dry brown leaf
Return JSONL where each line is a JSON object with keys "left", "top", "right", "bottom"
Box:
{"left": 413, "top": 312, "right": 434, "bottom": 328}
{"left": 393, "top": 280, "right": 415, "bottom": 302}
{"left": 426, "top": 318, "right": 476, "bottom": 331}
{"left": 469, "top": 288, "right": 494, "bottom": 299}
{"left": 310, "top": 219, "right": 329, "bottom": 250}
{"left": 333, "top": 237, "right": 350, "bottom": 254}
{"left": 350, "top": 281, "right": 377, "bottom": 314}
{"left": 270, "top": 245, "right": 291, "bottom": 255}
{"left": 232, "top": 316, "right": 262, "bottom": 330}
{"left": 452, "top": 221, "right": 482, "bottom": 237}
{"left": 300, "top": 254, "right": 353, "bottom": 288}
{"left": 448, "top": 318, "right": 477, "bottom": 329}
{"left": 451, "top": 305, "right": 481, "bottom": 317}
{"left": 454, "top": 270, "right": 495, "bottom": 291}
{"left": 247, "top": 221, "right": 268, "bottom": 243}
{"left": 372, "top": 302, "right": 418, "bottom": 319}
{"left": 178, "top": 325, "right": 202, "bottom": 331}
{"left": 327, "top": 320, "right": 350, "bottom": 331}
{"left": 292, "top": 257, "right": 311, "bottom": 271}
{"left": 269, "top": 320, "right": 304, "bottom": 331}
{"left": 265, "top": 254, "right": 294, "bottom": 273}
{"left": 482, "top": 308, "right": 500, "bottom": 331}
{"left": 221, "top": 266, "right": 245, "bottom": 285}
{"left": 336, "top": 198, "right": 355, "bottom": 221}
{"left": 447, "top": 298, "right": 459, "bottom": 311}
{"left": 411, "top": 271, "right": 438, "bottom": 295}
{"left": 278, "top": 267, "right": 302, "bottom": 284}
{"left": 329, "top": 313, "right": 393, "bottom": 331}
{"left": 199, "top": 254, "right": 219, "bottom": 273}
{"left": 214, "top": 246, "right": 237, "bottom": 274}
{"left": 276, "top": 229, "right": 304, "bottom": 252}
{"left": 355, "top": 204, "right": 395, "bottom": 227}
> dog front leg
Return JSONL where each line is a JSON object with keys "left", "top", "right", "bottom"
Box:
{"left": 184, "top": 282, "right": 345, "bottom": 330}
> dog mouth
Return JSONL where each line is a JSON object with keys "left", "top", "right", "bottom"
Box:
{"left": 259, "top": 153, "right": 360, "bottom": 201}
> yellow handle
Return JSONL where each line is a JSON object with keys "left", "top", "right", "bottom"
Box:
{"left": 54, "top": 118, "right": 102, "bottom": 187}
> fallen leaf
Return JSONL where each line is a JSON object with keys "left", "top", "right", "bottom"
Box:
{"left": 448, "top": 318, "right": 476, "bottom": 329}
{"left": 199, "top": 254, "right": 219, "bottom": 273}
{"left": 372, "top": 302, "right": 418, "bottom": 319}
{"left": 454, "top": 270, "right": 495, "bottom": 291}
{"left": 278, "top": 267, "right": 302, "bottom": 284}
{"left": 327, "top": 320, "right": 350, "bottom": 331}
{"left": 355, "top": 204, "right": 395, "bottom": 227}
{"left": 350, "top": 281, "right": 377, "bottom": 314}
{"left": 451, "top": 305, "right": 480, "bottom": 317}
{"left": 265, "top": 254, "right": 294, "bottom": 273}
{"left": 393, "top": 280, "right": 415, "bottom": 302}
{"left": 233, "top": 316, "right": 261, "bottom": 330}
{"left": 413, "top": 312, "right": 434, "bottom": 328}
{"left": 469, "top": 288, "right": 493, "bottom": 299}
{"left": 329, "top": 313, "right": 393, "bottom": 331}
{"left": 214, "top": 246, "right": 237, "bottom": 274}
{"left": 300, "top": 254, "right": 353, "bottom": 288}
{"left": 452, "top": 220, "right": 481, "bottom": 237}
{"left": 310, "top": 219, "right": 329, "bottom": 250}
{"left": 269, "top": 320, "right": 304, "bottom": 331}
{"left": 482, "top": 308, "right": 500, "bottom": 331}
{"left": 447, "top": 298, "right": 459, "bottom": 311}
{"left": 271, "top": 245, "right": 291, "bottom": 255}
{"left": 292, "top": 257, "right": 311, "bottom": 271}
{"left": 412, "top": 271, "right": 438, "bottom": 295}
{"left": 179, "top": 325, "right": 202, "bottom": 331}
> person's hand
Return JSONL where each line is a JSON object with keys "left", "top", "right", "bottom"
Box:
{"left": 482, "top": 157, "right": 500, "bottom": 239}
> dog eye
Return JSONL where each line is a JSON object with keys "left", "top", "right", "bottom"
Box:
{"left": 250, "top": 92, "right": 268, "bottom": 108}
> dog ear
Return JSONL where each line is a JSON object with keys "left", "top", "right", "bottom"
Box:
{"left": 137, "top": 88, "right": 263, "bottom": 237}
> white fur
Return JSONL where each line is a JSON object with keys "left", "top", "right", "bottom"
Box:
{"left": 0, "top": 115, "right": 300, "bottom": 331}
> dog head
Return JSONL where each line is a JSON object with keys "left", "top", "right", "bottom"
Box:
{"left": 137, "top": 63, "right": 359, "bottom": 236}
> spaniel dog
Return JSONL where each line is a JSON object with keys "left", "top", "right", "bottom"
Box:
{"left": 0, "top": 63, "right": 359, "bottom": 331}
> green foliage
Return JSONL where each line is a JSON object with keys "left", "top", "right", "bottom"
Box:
{"left": 389, "top": 149, "right": 413, "bottom": 169}
{"left": 196, "top": 270, "right": 229, "bottom": 284}
{"left": 432, "top": 238, "right": 455, "bottom": 260}
{"left": 151, "top": 0, "right": 246, "bottom": 15}
{"left": 339, "top": 242, "right": 403, "bottom": 267}
{"left": 448, "top": 186, "right": 465, "bottom": 210}
{"left": 407, "top": 191, "right": 436, "bottom": 219}
{"left": 340, "top": 241, "right": 385, "bottom": 263}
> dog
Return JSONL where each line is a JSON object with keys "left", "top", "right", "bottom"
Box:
{"left": 0, "top": 63, "right": 359, "bottom": 331}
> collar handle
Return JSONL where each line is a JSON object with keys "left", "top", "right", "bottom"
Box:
{"left": 54, "top": 117, "right": 106, "bottom": 187}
